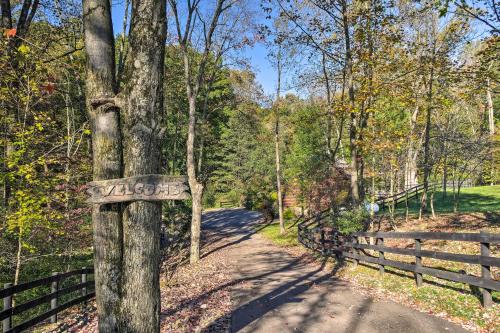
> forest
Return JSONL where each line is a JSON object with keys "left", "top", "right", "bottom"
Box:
{"left": 0, "top": 0, "right": 498, "bottom": 332}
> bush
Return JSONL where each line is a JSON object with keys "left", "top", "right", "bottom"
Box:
{"left": 161, "top": 201, "right": 191, "bottom": 253}
{"left": 330, "top": 207, "right": 369, "bottom": 234}
{"left": 202, "top": 189, "right": 217, "bottom": 208}
{"left": 283, "top": 208, "right": 295, "bottom": 221}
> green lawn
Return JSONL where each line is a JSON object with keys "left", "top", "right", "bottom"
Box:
{"left": 394, "top": 185, "right": 500, "bottom": 215}
{"left": 256, "top": 221, "right": 299, "bottom": 247}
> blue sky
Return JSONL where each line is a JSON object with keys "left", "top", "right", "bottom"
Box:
{"left": 110, "top": 1, "right": 279, "bottom": 96}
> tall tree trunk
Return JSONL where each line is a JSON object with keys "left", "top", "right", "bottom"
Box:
{"left": 116, "top": 0, "right": 130, "bottom": 84}
{"left": 14, "top": 232, "right": 22, "bottom": 286}
{"left": 187, "top": 94, "right": 204, "bottom": 263}
{"left": 442, "top": 155, "right": 447, "bottom": 198}
{"left": 487, "top": 78, "right": 495, "bottom": 136}
{"left": 342, "top": 2, "right": 359, "bottom": 205}
{"left": 190, "top": 183, "right": 203, "bottom": 263}
{"left": 82, "top": 0, "right": 123, "bottom": 330}
{"left": 322, "top": 52, "right": 333, "bottom": 160}
{"left": 420, "top": 59, "right": 435, "bottom": 219}
{"left": 275, "top": 118, "right": 285, "bottom": 234}
{"left": 171, "top": 0, "right": 226, "bottom": 264}
{"left": 486, "top": 77, "right": 495, "bottom": 185}
{"left": 405, "top": 106, "right": 419, "bottom": 189}
{"left": 275, "top": 46, "right": 285, "bottom": 234}
{"left": 119, "top": 0, "right": 166, "bottom": 330}
{"left": 83, "top": 0, "right": 166, "bottom": 331}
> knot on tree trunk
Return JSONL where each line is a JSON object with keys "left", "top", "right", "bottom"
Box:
{"left": 91, "top": 95, "right": 122, "bottom": 111}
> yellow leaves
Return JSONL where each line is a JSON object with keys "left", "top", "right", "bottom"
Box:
{"left": 18, "top": 44, "right": 30, "bottom": 54}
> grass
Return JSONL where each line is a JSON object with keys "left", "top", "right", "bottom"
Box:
{"left": 339, "top": 263, "right": 499, "bottom": 332}
{"left": 256, "top": 221, "right": 299, "bottom": 247}
{"left": 395, "top": 185, "right": 500, "bottom": 215}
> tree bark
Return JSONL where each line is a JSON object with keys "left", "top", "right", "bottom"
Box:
{"left": 187, "top": 93, "right": 204, "bottom": 264}
{"left": 420, "top": 53, "right": 435, "bottom": 218}
{"left": 116, "top": 0, "right": 130, "bottom": 84}
{"left": 486, "top": 77, "right": 495, "bottom": 185}
{"left": 83, "top": 0, "right": 166, "bottom": 331}
{"left": 275, "top": 45, "right": 285, "bottom": 235}
{"left": 405, "top": 106, "right": 419, "bottom": 189}
{"left": 322, "top": 52, "right": 333, "bottom": 160}
{"left": 119, "top": 0, "right": 166, "bottom": 330}
{"left": 342, "top": 1, "right": 359, "bottom": 205}
{"left": 170, "top": 0, "right": 226, "bottom": 264}
{"left": 14, "top": 232, "right": 22, "bottom": 286}
{"left": 82, "top": 0, "right": 123, "bottom": 330}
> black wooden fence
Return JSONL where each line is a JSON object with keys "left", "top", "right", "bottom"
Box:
{"left": 298, "top": 213, "right": 500, "bottom": 307}
{"left": 375, "top": 182, "right": 436, "bottom": 210}
{"left": 1, "top": 268, "right": 94, "bottom": 333}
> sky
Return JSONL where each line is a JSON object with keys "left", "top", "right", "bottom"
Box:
{"left": 110, "top": 1, "right": 280, "bottom": 97}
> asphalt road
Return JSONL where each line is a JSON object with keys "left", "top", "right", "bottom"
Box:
{"left": 202, "top": 208, "right": 469, "bottom": 333}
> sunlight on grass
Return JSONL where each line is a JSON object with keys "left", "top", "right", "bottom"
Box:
{"left": 396, "top": 185, "right": 500, "bottom": 215}
{"left": 256, "top": 222, "right": 299, "bottom": 247}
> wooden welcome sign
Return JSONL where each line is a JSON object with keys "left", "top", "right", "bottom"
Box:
{"left": 86, "top": 174, "right": 189, "bottom": 204}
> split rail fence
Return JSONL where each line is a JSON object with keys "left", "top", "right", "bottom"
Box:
{"left": 1, "top": 268, "right": 94, "bottom": 333}
{"left": 375, "top": 182, "right": 436, "bottom": 210}
{"left": 219, "top": 200, "right": 234, "bottom": 208}
{"left": 298, "top": 213, "right": 499, "bottom": 307}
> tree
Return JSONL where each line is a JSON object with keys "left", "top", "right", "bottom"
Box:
{"left": 169, "top": 0, "right": 249, "bottom": 263}
{"left": 82, "top": 0, "right": 166, "bottom": 331}
{"left": 267, "top": 34, "right": 288, "bottom": 234}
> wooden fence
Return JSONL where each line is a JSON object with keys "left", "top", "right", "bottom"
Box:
{"left": 298, "top": 214, "right": 499, "bottom": 307}
{"left": 219, "top": 200, "right": 234, "bottom": 208}
{"left": 1, "top": 268, "right": 94, "bottom": 333}
{"left": 375, "top": 182, "right": 435, "bottom": 210}
{"left": 376, "top": 180, "right": 475, "bottom": 210}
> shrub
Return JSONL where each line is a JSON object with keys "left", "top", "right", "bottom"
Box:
{"left": 202, "top": 189, "right": 217, "bottom": 208}
{"left": 330, "top": 207, "right": 369, "bottom": 234}
{"left": 283, "top": 208, "right": 295, "bottom": 221}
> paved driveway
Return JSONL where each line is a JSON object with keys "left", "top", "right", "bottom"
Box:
{"left": 203, "top": 208, "right": 469, "bottom": 333}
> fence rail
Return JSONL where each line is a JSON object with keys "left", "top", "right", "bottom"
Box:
{"left": 219, "top": 200, "right": 234, "bottom": 208}
{"left": 1, "top": 268, "right": 94, "bottom": 333}
{"left": 297, "top": 213, "right": 499, "bottom": 307}
{"left": 375, "top": 183, "right": 436, "bottom": 210}
{"left": 375, "top": 180, "right": 475, "bottom": 210}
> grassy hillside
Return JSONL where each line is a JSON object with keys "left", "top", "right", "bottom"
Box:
{"left": 394, "top": 185, "right": 500, "bottom": 215}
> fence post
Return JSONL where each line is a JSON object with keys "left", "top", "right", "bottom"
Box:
{"left": 81, "top": 268, "right": 87, "bottom": 297}
{"left": 50, "top": 272, "right": 59, "bottom": 323}
{"left": 2, "top": 283, "right": 12, "bottom": 333}
{"left": 352, "top": 236, "right": 359, "bottom": 268}
{"left": 415, "top": 239, "right": 423, "bottom": 287}
{"left": 378, "top": 237, "right": 385, "bottom": 275}
{"left": 480, "top": 231, "right": 492, "bottom": 308}
{"left": 320, "top": 227, "right": 326, "bottom": 256}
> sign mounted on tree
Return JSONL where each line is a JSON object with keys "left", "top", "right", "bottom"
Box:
{"left": 86, "top": 175, "right": 189, "bottom": 204}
